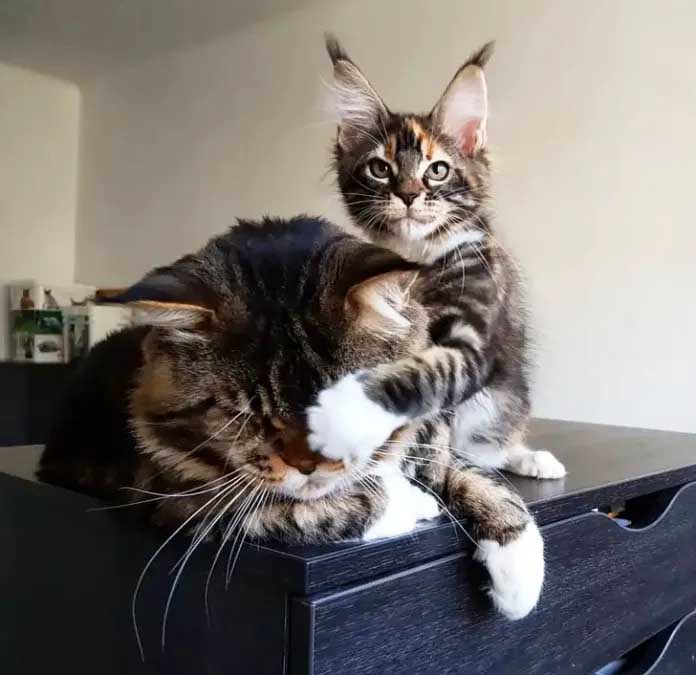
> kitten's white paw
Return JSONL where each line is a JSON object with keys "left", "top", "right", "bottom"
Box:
{"left": 506, "top": 449, "right": 566, "bottom": 479}
{"left": 362, "top": 473, "right": 439, "bottom": 541}
{"left": 307, "top": 373, "right": 404, "bottom": 465}
{"left": 474, "top": 521, "right": 545, "bottom": 620}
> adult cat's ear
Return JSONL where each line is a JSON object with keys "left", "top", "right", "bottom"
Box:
{"left": 325, "top": 33, "right": 389, "bottom": 152}
{"left": 431, "top": 41, "right": 493, "bottom": 156}
{"left": 110, "top": 265, "right": 217, "bottom": 329}
{"left": 342, "top": 245, "right": 421, "bottom": 336}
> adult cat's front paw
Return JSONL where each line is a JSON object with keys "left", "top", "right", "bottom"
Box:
{"left": 362, "top": 472, "right": 440, "bottom": 541}
{"left": 474, "top": 521, "right": 545, "bottom": 620}
{"left": 307, "top": 373, "right": 405, "bottom": 466}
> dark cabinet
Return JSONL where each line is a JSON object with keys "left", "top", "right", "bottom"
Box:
{"left": 1, "top": 419, "right": 696, "bottom": 673}
{"left": 0, "top": 362, "right": 75, "bottom": 445}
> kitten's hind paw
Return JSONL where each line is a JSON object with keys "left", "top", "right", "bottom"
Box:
{"left": 474, "top": 521, "right": 545, "bottom": 620}
{"left": 505, "top": 449, "right": 566, "bottom": 480}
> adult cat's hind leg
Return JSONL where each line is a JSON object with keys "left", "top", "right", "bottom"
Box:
{"left": 452, "top": 389, "right": 566, "bottom": 479}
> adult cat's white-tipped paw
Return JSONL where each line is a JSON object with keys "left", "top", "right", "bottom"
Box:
{"left": 307, "top": 373, "right": 405, "bottom": 465}
{"left": 362, "top": 473, "right": 440, "bottom": 541}
{"left": 474, "top": 521, "right": 545, "bottom": 620}
{"left": 406, "top": 481, "right": 441, "bottom": 520}
{"left": 506, "top": 449, "right": 566, "bottom": 479}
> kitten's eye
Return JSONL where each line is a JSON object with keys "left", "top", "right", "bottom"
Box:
{"left": 425, "top": 161, "right": 450, "bottom": 181}
{"left": 367, "top": 158, "right": 391, "bottom": 181}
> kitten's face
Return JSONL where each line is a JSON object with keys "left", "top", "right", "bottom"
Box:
{"left": 329, "top": 38, "right": 493, "bottom": 262}
{"left": 125, "top": 217, "right": 428, "bottom": 501}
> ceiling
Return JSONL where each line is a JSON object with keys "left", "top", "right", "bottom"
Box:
{"left": 0, "top": 0, "right": 312, "bottom": 84}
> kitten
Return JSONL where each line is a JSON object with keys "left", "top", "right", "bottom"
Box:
{"left": 308, "top": 37, "right": 566, "bottom": 483}
{"left": 40, "top": 215, "right": 543, "bottom": 619}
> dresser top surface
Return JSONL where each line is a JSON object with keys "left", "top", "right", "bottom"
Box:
{"left": 2, "top": 418, "right": 695, "bottom": 593}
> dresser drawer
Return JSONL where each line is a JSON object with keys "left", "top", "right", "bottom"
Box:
{"left": 618, "top": 609, "right": 696, "bottom": 675}
{"left": 645, "top": 609, "right": 696, "bottom": 674}
{"left": 290, "top": 482, "right": 696, "bottom": 675}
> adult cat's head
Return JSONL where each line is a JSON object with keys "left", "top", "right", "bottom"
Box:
{"left": 327, "top": 35, "right": 493, "bottom": 262}
{"left": 119, "top": 216, "right": 428, "bottom": 500}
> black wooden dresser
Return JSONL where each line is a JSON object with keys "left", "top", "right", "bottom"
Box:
{"left": 1, "top": 419, "right": 695, "bottom": 674}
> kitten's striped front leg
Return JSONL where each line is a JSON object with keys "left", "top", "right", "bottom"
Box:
{"left": 307, "top": 345, "right": 483, "bottom": 462}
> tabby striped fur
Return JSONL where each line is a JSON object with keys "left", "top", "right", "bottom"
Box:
{"left": 40, "top": 216, "right": 541, "bottom": 619}
{"left": 322, "top": 35, "right": 566, "bottom": 481}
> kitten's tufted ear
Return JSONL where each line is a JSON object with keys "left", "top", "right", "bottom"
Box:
{"left": 325, "top": 33, "right": 389, "bottom": 152}
{"left": 432, "top": 41, "right": 493, "bottom": 156}
{"left": 341, "top": 245, "right": 421, "bottom": 336}
{"left": 110, "top": 265, "right": 217, "bottom": 330}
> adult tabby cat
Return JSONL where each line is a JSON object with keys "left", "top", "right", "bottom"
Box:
{"left": 308, "top": 38, "right": 566, "bottom": 485}
{"left": 40, "top": 216, "right": 543, "bottom": 619}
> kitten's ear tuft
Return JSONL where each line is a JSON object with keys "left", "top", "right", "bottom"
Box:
{"left": 325, "top": 32, "right": 351, "bottom": 65}
{"left": 432, "top": 41, "right": 494, "bottom": 156}
{"left": 109, "top": 268, "right": 216, "bottom": 329}
{"left": 325, "top": 34, "right": 389, "bottom": 152}
{"left": 341, "top": 245, "right": 421, "bottom": 336}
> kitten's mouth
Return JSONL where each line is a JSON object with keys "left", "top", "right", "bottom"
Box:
{"left": 385, "top": 215, "right": 443, "bottom": 241}
{"left": 389, "top": 215, "right": 430, "bottom": 226}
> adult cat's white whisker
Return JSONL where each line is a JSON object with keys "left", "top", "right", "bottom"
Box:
{"left": 89, "top": 472, "right": 248, "bottom": 512}
{"left": 161, "top": 477, "right": 261, "bottom": 650}
{"left": 223, "top": 411, "right": 255, "bottom": 471}
{"left": 172, "top": 476, "right": 257, "bottom": 575}
{"left": 379, "top": 440, "right": 515, "bottom": 487}
{"left": 406, "top": 474, "right": 480, "bottom": 550}
{"left": 203, "top": 481, "right": 265, "bottom": 617}
{"left": 357, "top": 475, "right": 386, "bottom": 506}
{"left": 225, "top": 484, "right": 268, "bottom": 587}
{"left": 131, "top": 478, "right": 244, "bottom": 660}
{"left": 143, "top": 405, "right": 254, "bottom": 486}
{"left": 122, "top": 469, "right": 247, "bottom": 499}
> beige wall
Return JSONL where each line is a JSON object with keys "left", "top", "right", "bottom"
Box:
{"left": 0, "top": 62, "right": 80, "bottom": 357}
{"left": 75, "top": 0, "right": 696, "bottom": 433}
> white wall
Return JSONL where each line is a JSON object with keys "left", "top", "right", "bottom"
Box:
{"left": 0, "top": 62, "right": 80, "bottom": 358}
{"left": 75, "top": 0, "right": 696, "bottom": 433}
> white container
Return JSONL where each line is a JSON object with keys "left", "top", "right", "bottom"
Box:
{"left": 62, "top": 304, "right": 132, "bottom": 361}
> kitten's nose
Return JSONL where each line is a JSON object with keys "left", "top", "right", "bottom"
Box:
{"left": 396, "top": 179, "right": 423, "bottom": 207}
{"left": 397, "top": 191, "right": 418, "bottom": 207}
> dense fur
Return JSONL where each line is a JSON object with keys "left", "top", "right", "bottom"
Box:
{"left": 317, "top": 36, "right": 566, "bottom": 480}
{"left": 40, "top": 215, "right": 542, "bottom": 619}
